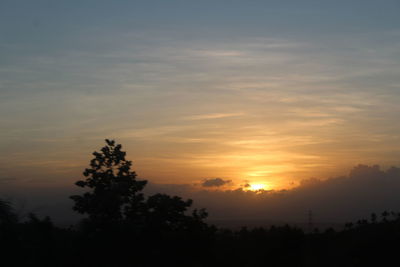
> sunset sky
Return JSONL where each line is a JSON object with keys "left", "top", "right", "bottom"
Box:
{"left": 1, "top": 0, "right": 400, "bottom": 196}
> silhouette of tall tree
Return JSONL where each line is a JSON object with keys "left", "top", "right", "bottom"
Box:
{"left": 70, "top": 139, "right": 147, "bottom": 228}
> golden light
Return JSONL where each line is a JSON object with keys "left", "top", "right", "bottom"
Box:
{"left": 248, "top": 183, "right": 267, "bottom": 191}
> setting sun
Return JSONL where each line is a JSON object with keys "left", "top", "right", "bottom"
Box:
{"left": 249, "top": 183, "right": 267, "bottom": 191}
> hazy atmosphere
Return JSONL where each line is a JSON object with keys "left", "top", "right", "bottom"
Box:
{"left": 1, "top": 0, "right": 400, "bottom": 226}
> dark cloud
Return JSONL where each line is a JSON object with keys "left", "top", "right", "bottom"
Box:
{"left": 201, "top": 178, "right": 231, "bottom": 187}
{"left": 4, "top": 164, "right": 400, "bottom": 229}
{"left": 143, "top": 164, "right": 400, "bottom": 227}
{"left": 241, "top": 180, "right": 251, "bottom": 188}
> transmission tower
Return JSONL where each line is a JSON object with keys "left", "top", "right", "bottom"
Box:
{"left": 308, "top": 210, "right": 313, "bottom": 233}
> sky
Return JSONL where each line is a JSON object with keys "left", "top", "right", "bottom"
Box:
{"left": 1, "top": 1, "right": 400, "bottom": 223}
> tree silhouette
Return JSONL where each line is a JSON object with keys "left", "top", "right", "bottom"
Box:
{"left": 70, "top": 139, "right": 147, "bottom": 228}
{"left": 145, "top": 193, "right": 208, "bottom": 231}
{"left": 0, "top": 199, "right": 17, "bottom": 225}
{"left": 70, "top": 139, "right": 210, "bottom": 238}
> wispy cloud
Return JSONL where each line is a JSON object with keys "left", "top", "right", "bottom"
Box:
{"left": 1, "top": 16, "right": 400, "bottom": 190}
{"left": 183, "top": 113, "right": 244, "bottom": 121}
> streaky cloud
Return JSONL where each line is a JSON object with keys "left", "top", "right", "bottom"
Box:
{"left": 183, "top": 113, "right": 244, "bottom": 120}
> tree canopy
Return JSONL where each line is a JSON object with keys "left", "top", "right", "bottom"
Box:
{"left": 70, "top": 139, "right": 207, "bottom": 231}
{"left": 70, "top": 139, "right": 147, "bottom": 228}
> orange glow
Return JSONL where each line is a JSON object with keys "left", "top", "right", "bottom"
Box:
{"left": 248, "top": 183, "right": 267, "bottom": 191}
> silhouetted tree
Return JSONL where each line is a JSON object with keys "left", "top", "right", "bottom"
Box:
{"left": 70, "top": 139, "right": 147, "bottom": 229}
{"left": 381, "top": 210, "right": 390, "bottom": 222}
{"left": 0, "top": 198, "right": 17, "bottom": 225}
{"left": 370, "top": 212, "right": 377, "bottom": 223}
{"left": 145, "top": 193, "right": 208, "bottom": 232}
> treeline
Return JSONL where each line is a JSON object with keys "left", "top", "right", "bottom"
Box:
{"left": 2, "top": 206, "right": 400, "bottom": 267}
{"left": 1, "top": 140, "right": 400, "bottom": 266}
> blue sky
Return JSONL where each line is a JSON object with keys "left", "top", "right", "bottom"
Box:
{"left": 1, "top": 0, "right": 400, "bottom": 191}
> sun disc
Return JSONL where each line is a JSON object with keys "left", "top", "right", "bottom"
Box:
{"left": 249, "top": 183, "right": 266, "bottom": 191}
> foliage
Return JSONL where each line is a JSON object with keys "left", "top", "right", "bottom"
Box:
{"left": 145, "top": 193, "right": 208, "bottom": 231}
{"left": 70, "top": 139, "right": 208, "bottom": 232}
{"left": 0, "top": 198, "right": 18, "bottom": 224}
{"left": 3, "top": 209, "right": 400, "bottom": 267}
{"left": 70, "top": 139, "right": 147, "bottom": 227}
